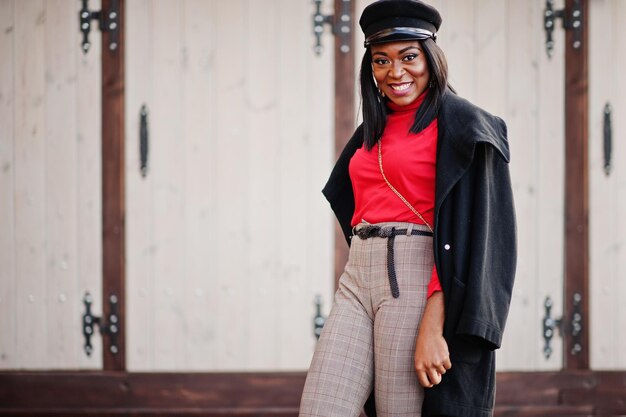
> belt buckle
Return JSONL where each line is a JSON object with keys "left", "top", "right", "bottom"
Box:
{"left": 354, "top": 224, "right": 379, "bottom": 240}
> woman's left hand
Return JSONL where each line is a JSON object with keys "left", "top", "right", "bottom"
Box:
{"left": 414, "top": 291, "right": 451, "bottom": 388}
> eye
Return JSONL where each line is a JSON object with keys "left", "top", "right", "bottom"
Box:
{"left": 402, "top": 54, "right": 418, "bottom": 62}
{"left": 372, "top": 58, "right": 390, "bottom": 65}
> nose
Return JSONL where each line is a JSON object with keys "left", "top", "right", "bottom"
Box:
{"left": 389, "top": 61, "right": 404, "bottom": 79}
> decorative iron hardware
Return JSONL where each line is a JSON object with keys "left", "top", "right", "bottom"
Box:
{"left": 570, "top": 292, "right": 583, "bottom": 355}
{"left": 140, "top": 104, "right": 149, "bottom": 178}
{"left": 79, "top": 0, "right": 120, "bottom": 54}
{"left": 82, "top": 292, "right": 121, "bottom": 356}
{"left": 312, "top": 0, "right": 353, "bottom": 55}
{"left": 313, "top": 294, "right": 327, "bottom": 339}
{"left": 604, "top": 102, "right": 612, "bottom": 176}
{"left": 542, "top": 293, "right": 583, "bottom": 359}
{"left": 542, "top": 296, "right": 561, "bottom": 359}
{"left": 544, "top": 0, "right": 583, "bottom": 58}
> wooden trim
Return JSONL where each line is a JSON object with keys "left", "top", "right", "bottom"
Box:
{"left": 333, "top": 0, "right": 356, "bottom": 287}
{"left": 1, "top": 371, "right": 625, "bottom": 416}
{"left": 101, "top": 0, "right": 126, "bottom": 371}
{"left": 563, "top": 0, "right": 589, "bottom": 370}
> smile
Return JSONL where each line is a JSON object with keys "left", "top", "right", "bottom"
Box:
{"left": 390, "top": 82, "right": 413, "bottom": 91}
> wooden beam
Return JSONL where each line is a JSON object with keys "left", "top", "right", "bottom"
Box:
{"left": 333, "top": 0, "right": 356, "bottom": 287}
{"left": 1, "top": 371, "right": 625, "bottom": 415}
{"left": 563, "top": 0, "right": 589, "bottom": 370}
{"left": 101, "top": 0, "right": 126, "bottom": 371}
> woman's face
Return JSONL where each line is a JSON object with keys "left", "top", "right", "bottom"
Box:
{"left": 370, "top": 40, "right": 430, "bottom": 107}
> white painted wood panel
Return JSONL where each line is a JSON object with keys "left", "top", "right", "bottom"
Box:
{"left": 0, "top": 0, "right": 103, "bottom": 370}
{"left": 125, "top": 0, "right": 156, "bottom": 370}
{"left": 14, "top": 0, "right": 48, "bottom": 369}
{"left": 498, "top": 0, "right": 564, "bottom": 371}
{"left": 76, "top": 0, "right": 103, "bottom": 370}
{"left": 245, "top": 0, "right": 281, "bottom": 369}
{"left": 180, "top": 0, "right": 219, "bottom": 370}
{"left": 0, "top": 0, "right": 17, "bottom": 369}
{"left": 45, "top": 0, "right": 79, "bottom": 369}
{"left": 276, "top": 0, "right": 334, "bottom": 369}
{"left": 125, "top": 0, "right": 334, "bottom": 371}
{"left": 150, "top": 0, "right": 187, "bottom": 370}
{"left": 589, "top": 0, "right": 626, "bottom": 370}
{"left": 355, "top": 0, "right": 565, "bottom": 371}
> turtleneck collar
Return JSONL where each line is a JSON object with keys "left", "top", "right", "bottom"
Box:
{"left": 386, "top": 89, "right": 428, "bottom": 113}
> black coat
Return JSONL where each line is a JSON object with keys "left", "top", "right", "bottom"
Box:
{"left": 321, "top": 90, "right": 517, "bottom": 417}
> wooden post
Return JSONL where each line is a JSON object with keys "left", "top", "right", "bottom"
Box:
{"left": 333, "top": 0, "right": 356, "bottom": 287}
{"left": 563, "top": 0, "right": 589, "bottom": 370}
{"left": 101, "top": 0, "right": 126, "bottom": 371}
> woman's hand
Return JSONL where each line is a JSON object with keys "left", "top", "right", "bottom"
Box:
{"left": 414, "top": 291, "right": 452, "bottom": 388}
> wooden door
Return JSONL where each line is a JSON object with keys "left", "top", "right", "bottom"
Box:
{"left": 0, "top": 0, "right": 104, "bottom": 370}
{"left": 124, "top": 0, "right": 336, "bottom": 371}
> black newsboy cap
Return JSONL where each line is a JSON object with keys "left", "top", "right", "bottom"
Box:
{"left": 359, "top": 0, "right": 442, "bottom": 47}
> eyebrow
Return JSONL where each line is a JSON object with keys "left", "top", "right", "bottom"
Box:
{"left": 372, "top": 45, "right": 420, "bottom": 57}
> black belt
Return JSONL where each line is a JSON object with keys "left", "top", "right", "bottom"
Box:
{"left": 353, "top": 225, "right": 433, "bottom": 299}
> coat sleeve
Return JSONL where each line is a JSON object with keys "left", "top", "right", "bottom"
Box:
{"left": 456, "top": 141, "right": 517, "bottom": 351}
{"left": 322, "top": 125, "right": 364, "bottom": 245}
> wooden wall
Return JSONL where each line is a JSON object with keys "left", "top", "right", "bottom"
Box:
{"left": 124, "top": 0, "right": 335, "bottom": 371}
{"left": 0, "top": 0, "right": 103, "bottom": 370}
{"left": 1, "top": 0, "right": 625, "bottom": 374}
{"left": 589, "top": 0, "right": 626, "bottom": 370}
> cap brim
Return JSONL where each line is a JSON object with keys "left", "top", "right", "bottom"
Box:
{"left": 364, "top": 27, "right": 435, "bottom": 47}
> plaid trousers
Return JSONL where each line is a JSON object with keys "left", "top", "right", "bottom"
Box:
{"left": 300, "top": 222, "right": 432, "bottom": 417}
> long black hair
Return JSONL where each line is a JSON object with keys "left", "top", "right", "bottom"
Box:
{"left": 359, "top": 38, "right": 454, "bottom": 150}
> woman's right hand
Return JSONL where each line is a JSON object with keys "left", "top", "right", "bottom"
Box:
{"left": 414, "top": 291, "right": 452, "bottom": 387}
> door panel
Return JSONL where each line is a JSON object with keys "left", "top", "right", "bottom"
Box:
{"left": 125, "top": 0, "right": 335, "bottom": 371}
{"left": 0, "top": 0, "right": 103, "bottom": 370}
{"left": 589, "top": 0, "right": 626, "bottom": 370}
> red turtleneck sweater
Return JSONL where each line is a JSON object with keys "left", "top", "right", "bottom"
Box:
{"left": 349, "top": 93, "right": 442, "bottom": 297}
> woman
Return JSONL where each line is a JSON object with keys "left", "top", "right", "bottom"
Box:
{"left": 299, "top": 1, "right": 516, "bottom": 416}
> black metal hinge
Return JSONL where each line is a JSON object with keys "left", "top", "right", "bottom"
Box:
{"left": 79, "top": 0, "right": 120, "bottom": 54}
{"left": 544, "top": 0, "right": 583, "bottom": 58}
{"left": 313, "top": 294, "right": 327, "bottom": 339}
{"left": 82, "top": 292, "right": 121, "bottom": 356}
{"left": 312, "top": 0, "right": 353, "bottom": 55}
{"left": 542, "top": 293, "right": 583, "bottom": 359}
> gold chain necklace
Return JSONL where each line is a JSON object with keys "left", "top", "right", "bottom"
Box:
{"left": 377, "top": 139, "right": 434, "bottom": 233}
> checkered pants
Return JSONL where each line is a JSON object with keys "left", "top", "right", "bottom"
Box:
{"left": 300, "top": 222, "right": 432, "bottom": 417}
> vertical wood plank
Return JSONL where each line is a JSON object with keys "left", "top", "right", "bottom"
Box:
{"left": 245, "top": 0, "right": 280, "bottom": 369}
{"left": 589, "top": 0, "right": 614, "bottom": 369}
{"left": 441, "top": 0, "right": 476, "bottom": 101}
{"left": 275, "top": 0, "right": 335, "bottom": 369}
{"left": 498, "top": 0, "right": 541, "bottom": 370}
{"left": 180, "top": 0, "right": 218, "bottom": 370}
{"left": 44, "top": 0, "right": 79, "bottom": 369}
{"left": 533, "top": 0, "right": 565, "bottom": 371}
{"left": 101, "top": 0, "right": 126, "bottom": 370}
{"left": 76, "top": 0, "right": 103, "bottom": 370}
{"left": 614, "top": 0, "right": 626, "bottom": 370}
{"left": 125, "top": 0, "right": 155, "bottom": 371}
{"left": 589, "top": 0, "right": 626, "bottom": 370}
{"left": 563, "top": 0, "right": 589, "bottom": 370}
{"left": 332, "top": 0, "right": 356, "bottom": 290}
{"left": 0, "top": 0, "right": 16, "bottom": 369}
{"left": 214, "top": 0, "right": 250, "bottom": 370}
{"left": 14, "top": 0, "right": 47, "bottom": 369}
{"left": 150, "top": 0, "right": 185, "bottom": 370}
{"left": 473, "top": 0, "right": 506, "bottom": 115}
